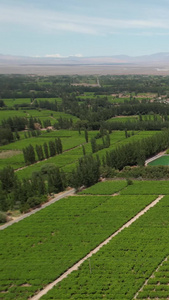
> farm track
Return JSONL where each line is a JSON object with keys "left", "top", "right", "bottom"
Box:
{"left": 30, "top": 194, "right": 164, "bottom": 300}
{"left": 0, "top": 188, "right": 75, "bottom": 230}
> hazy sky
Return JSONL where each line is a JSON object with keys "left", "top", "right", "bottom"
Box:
{"left": 1, "top": 0, "right": 169, "bottom": 57}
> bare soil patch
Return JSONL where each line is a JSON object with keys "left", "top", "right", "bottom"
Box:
{"left": 0, "top": 150, "right": 22, "bottom": 159}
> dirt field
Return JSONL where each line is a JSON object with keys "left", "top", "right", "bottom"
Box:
{"left": 1, "top": 64, "right": 169, "bottom": 75}
{"left": 0, "top": 150, "right": 22, "bottom": 159}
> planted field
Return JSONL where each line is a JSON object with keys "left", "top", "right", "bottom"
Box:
{"left": 0, "top": 194, "right": 156, "bottom": 299}
{"left": 0, "top": 152, "right": 25, "bottom": 170}
{"left": 42, "top": 196, "right": 169, "bottom": 299}
{"left": 120, "top": 180, "right": 169, "bottom": 195}
{"left": 107, "top": 116, "right": 138, "bottom": 123}
{"left": 148, "top": 155, "right": 169, "bottom": 166}
{"left": 3, "top": 98, "right": 31, "bottom": 107}
{"left": 0, "top": 109, "right": 79, "bottom": 125}
{"left": 108, "top": 97, "right": 130, "bottom": 104}
{"left": 136, "top": 256, "right": 169, "bottom": 299}
{"left": 79, "top": 180, "right": 127, "bottom": 195}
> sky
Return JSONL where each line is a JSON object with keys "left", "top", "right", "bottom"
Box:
{"left": 1, "top": 0, "right": 169, "bottom": 57}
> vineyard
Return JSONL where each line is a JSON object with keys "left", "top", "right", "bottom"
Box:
{"left": 0, "top": 185, "right": 158, "bottom": 299}
{"left": 41, "top": 195, "right": 169, "bottom": 300}
{"left": 1, "top": 75, "right": 169, "bottom": 299}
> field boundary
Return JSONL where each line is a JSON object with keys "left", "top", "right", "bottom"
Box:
{"left": 145, "top": 151, "right": 166, "bottom": 165}
{"left": 0, "top": 188, "right": 75, "bottom": 230}
{"left": 30, "top": 194, "right": 164, "bottom": 300}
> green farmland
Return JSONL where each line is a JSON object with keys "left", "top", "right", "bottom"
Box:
{"left": 1, "top": 75, "right": 169, "bottom": 300}
{"left": 42, "top": 195, "right": 169, "bottom": 300}
{"left": 14, "top": 130, "right": 158, "bottom": 179}
{"left": 0, "top": 188, "right": 158, "bottom": 299}
{"left": 0, "top": 109, "right": 79, "bottom": 125}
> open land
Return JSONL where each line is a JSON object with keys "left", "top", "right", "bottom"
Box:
{"left": 2, "top": 63, "right": 169, "bottom": 75}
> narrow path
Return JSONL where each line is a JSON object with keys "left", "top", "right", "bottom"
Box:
{"left": 0, "top": 189, "right": 75, "bottom": 230}
{"left": 30, "top": 195, "right": 164, "bottom": 300}
{"left": 134, "top": 255, "right": 168, "bottom": 299}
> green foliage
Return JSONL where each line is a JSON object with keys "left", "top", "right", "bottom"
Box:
{"left": 23, "top": 144, "right": 36, "bottom": 165}
{"left": 0, "top": 194, "right": 156, "bottom": 299}
{"left": 0, "top": 211, "right": 7, "bottom": 223}
{"left": 71, "top": 155, "right": 100, "bottom": 188}
{"left": 41, "top": 196, "right": 169, "bottom": 299}
{"left": 0, "top": 166, "right": 17, "bottom": 192}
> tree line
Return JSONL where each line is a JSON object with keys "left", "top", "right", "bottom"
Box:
{"left": 23, "top": 138, "right": 63, "bottom": 165}
{"left": 0, "top": 164, "right": 65, "bottom": 213}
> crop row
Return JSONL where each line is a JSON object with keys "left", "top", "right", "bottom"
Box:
{"left": 0, "top": 194, "right": 156, "bottom": 299}
{"left": 41, "top": 196, "right": 169, "bottom": 299}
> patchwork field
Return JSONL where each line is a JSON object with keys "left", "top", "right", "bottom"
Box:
{"left": 14, "top": 131, "right": 158, "bottom": 179}
{"left": 41, "top": 195, "right": 169, "bottom": 299}
{"left": 0, "top": 109, "right": 79, "bottom": 125}
{"left": 0, "top": 186, "right": 156, "bottom": 299}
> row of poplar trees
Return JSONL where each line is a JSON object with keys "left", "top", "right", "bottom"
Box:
{"left": 23, "top": 138, "right": 63, "bottom": 165}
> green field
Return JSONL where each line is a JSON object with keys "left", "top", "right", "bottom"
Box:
{"left": 0, "top": 193, "right": 156, "bottom": 299}
{"left": 137, "top": 255, "right": 169, "bottom": 299}
{"left": 148, "top": 155, "right": 169, "bottom": 166}
{"left": 79, "top": 180, "right": 127, "bottom": 195}
{"left": 14, "top": 131, "right": 158, "bottom": 179}
{"left": 42, "top": 195, "right": 169, "bottom": 299}
{"left": 107, "top": 115, "right": 138, "bottom": 123}
{"left": 0, "top": 130, "right": 159, "bottom": 177}
{"left": 2, "top": 97, "right": 62, "bottom": 107}
{"left": 120, "top": 180, "right": 169, "bottom": 195}
{"left": 0, "top": 109, "right": 79, "bottom": 125}
{"left": 0, "top": 130, "right": 96, "bottom": 171}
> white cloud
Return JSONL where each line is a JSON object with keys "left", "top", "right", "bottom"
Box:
{"left": 1, "top": 3, "right": 169, "bottom": 36}
{"left": 44, "top": 54, "right": 83, "bottom": 58}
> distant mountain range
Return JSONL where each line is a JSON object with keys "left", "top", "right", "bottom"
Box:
{"left": 1, "top": 52, "right": 169, "bottom": 65}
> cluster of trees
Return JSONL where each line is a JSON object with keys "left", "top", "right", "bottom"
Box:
{"left": 24, "top": 130, "right": 41, "bottom": 139}
{"left": 0, "top": 128, "right": 20, "bottom": 146}
{"left": 33, "top": 99, "right": 58, "bottom": 111}
{"left": 1, "top": 116, "right": 42, "bottom": 132}
{"left": 23, "top": 138, "right": 63, "bottom": 165}
{"left": 0, "top": 164, "right": 65, "bottom": 213}
{"left": 54, "top": 117, "right": 73, "bottom": 129}
{"left": 91, "top": 133, "right": 110, "bottom": 153}
{"left": 71, "top": 155, "right": 100, "bottom": 189}
{"left": 103, "top": 130, "right": 169, "bottom": 170}
{"left": 0, "top": 128, "right": 14, "bottom": 145}
{"left": 106, "top": 119, "right": 169, "bottom": 132}
{"left": 1, "top": 116, "right": 27, "bottom": 131}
